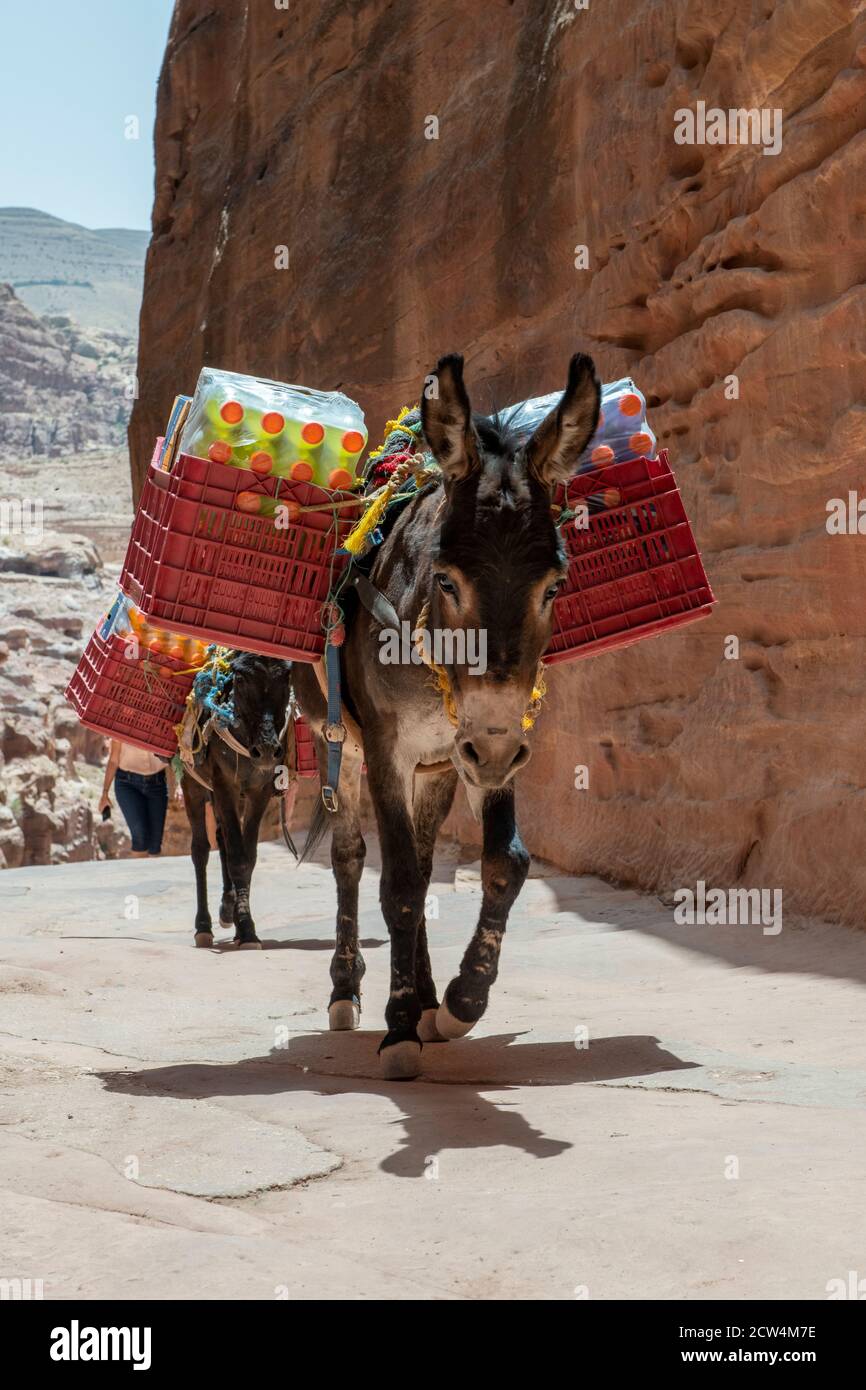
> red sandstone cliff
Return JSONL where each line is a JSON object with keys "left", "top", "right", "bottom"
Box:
{"left": 131, "top": 0, "right": 866, "bottom": 923}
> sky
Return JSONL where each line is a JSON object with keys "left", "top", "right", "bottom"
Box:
{"left": 0, "top": 0, "right": 176, "bottom": 231}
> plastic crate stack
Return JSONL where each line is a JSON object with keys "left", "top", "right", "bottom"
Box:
{"left": 501, "top": 378, "right": 714, "bottom": 662}
{"left": 64, "top": 595, "right": 209, "bottom": 757}
{"left": 65, "top": 369, "right": 368, "bottom": 758}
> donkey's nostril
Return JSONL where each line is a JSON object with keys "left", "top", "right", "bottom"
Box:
{"left": 510, "top": 744, "right": 531, "bottom": 771}
{"left": 460, "top": 740, "right": 481, "bottom": 765}
{"left": 250, "top": 745, "right": 262, "bottom": 759}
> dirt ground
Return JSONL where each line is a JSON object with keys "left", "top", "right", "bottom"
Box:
{"left": 0, "top": 837, "right": 864, "bottom": 1301}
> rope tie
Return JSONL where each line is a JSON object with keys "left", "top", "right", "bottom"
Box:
{"left": 413, "top": 601, "right": 459, "bottom": 727}
{"left": 412, "top": 603, "right": 548, "bottom": 733}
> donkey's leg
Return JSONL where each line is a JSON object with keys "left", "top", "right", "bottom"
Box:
{"left": 182, "top": 779, "right": 214, "bottom": 947}
{"left": 211, "top": 780, "right": 262, "bottom": 950}
{"left": 412, "top": 769, "right": 458, "bottom": 1042}
{"left": 215, "top": 821, "right": 236, "bottom": 928}
{"left": 326, "top": 753, "right": 367, "bottom": 1031}
{"left": 233, "top": 786, "right": 271, "bottom": 949}
{"left": 365, "top": 743, "right": 428, "bottom": 1079}
{"left": 437, "top": 786, "right": 529, "bottom": 1039}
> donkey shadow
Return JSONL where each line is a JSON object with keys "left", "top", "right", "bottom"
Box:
{"left": 211, "top": 936, "right": 388, "bottom": 953}
{"left": 99, "top": 1031, "right": 696, "bottom": 1178}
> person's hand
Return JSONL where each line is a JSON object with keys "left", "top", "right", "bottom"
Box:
{"left": 98, "top": 794, "right": 111, "bottom": 815}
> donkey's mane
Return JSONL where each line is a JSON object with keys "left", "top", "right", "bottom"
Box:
{"left": 228, "top": 651, "right": 291, "bottom": 678}
{"left": 473, "top": 412, "right": 523, "bottom": 459}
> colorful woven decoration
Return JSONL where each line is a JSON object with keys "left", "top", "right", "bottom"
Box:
{"left": 191, "top": 645, "right": 235, "bottom": 722}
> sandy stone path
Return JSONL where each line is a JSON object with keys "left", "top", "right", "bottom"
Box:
{"left": 1, "top": 839, "right": 864, "bottom": 1301}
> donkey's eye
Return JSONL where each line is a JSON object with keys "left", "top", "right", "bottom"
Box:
{"left": 434, "top": 573, "right": 457, "bottom": 598}
{"left": 543, "top": 581, "right": 564, "bottom": 604}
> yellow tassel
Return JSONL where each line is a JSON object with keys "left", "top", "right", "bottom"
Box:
{"left": 342, "top": 482, "right": 396, "bottom": 556}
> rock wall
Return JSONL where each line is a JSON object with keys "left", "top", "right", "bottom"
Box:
{"left": 131, "top": 0, "right": 866, "bottom": 923}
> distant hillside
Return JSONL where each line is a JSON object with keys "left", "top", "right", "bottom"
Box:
{"left": 0, "top": 208, "right": 149, "bottom": 336}
{"left": 0, "top": 282, "right": 136, "bottom": 453}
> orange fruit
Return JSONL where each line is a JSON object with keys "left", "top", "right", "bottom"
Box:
{"left": 250, "top": 450, "right": 273, "bottom": 477}
{"left": 328, "top": 468, "right": 354, "bottom": 490}
{"left": 591, "top": 445, "right": 615, "bottom": 465}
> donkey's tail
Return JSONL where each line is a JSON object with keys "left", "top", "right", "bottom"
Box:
{"left": 299, "top": 791, "right": 331, "bottom": 865}
{"left": 279, "top": 793, "right": 299, "bottom": 860}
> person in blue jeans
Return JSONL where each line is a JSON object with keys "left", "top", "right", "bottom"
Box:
{"left": 99, "top": 740, "right": 177, "bottom": 857}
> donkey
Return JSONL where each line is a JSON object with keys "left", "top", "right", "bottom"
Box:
{"left": 292, "top": 352, "right": 601, "bottom": 1078}
{"left": 182, "top": 653, "right": 294, "bottom": 949}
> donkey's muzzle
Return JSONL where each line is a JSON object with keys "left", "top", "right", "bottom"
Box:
{"left": 457, "top": 733, "right": 531, "bottom": 788}
{"left": 250, "top": 738, "right": 284, "bottom": 762}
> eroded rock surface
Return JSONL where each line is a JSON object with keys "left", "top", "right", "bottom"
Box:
{"left": 130, "top": 0, "right": 866, "bottom": 921}
{"left": 0, "top": 283, "right": 136, "bottom": 455}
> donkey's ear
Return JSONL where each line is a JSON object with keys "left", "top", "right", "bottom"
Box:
{"left": 524, "top": 353, "right": 601, "bottom": 488}
{"left": 421, "top": 353, "right": 480, "bottom": 483}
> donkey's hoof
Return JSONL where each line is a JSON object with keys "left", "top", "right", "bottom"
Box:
{"left": 435, "top": 1000, "right": 476, "bottom": 1039}
{"left": 219, "top": 892, "right": 236, "bottom": 927}
{"left": 329, "top": 999, "right": 360, "bottom": 1031}
{"left": 194, "top": 931, "right": 214, "bottom": 949}
{"left": 418, "top": 1007, "right": 447, "bottom": 1043}
{"left": 380, "top": 1040, "right": 422, "bottom": 1081}
{"left": 236, "top": 939, "right": 263, "bottom": 951}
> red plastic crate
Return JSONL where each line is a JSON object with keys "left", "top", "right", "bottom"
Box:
{"left": 292, "top": 714, "right": 319, "bottom": 779}
{"left": 65, "top": 630, "right": 195, "bottom": 757}
{"left": 119, "top": 448, "right": 362, "bottom": 661}
{"left": 546, "top": 450, "right": 714, "bottom": 664}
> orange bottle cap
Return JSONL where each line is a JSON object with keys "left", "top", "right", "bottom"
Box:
{"left": 250, "top": 450, "right": 273, "bottom": 476}
{"left": 341, "top": 430, "right": 365, "bottom": 454}
{"left": 237, "top": 491, "right": 261, "bottom": 513}
{"left": 328, "top": 467, "right": 354, "bottom": 490}
{"left": 208, "top": 440, "right": 232, "bottom": 464}
{"left": 301, "top": 421, "right": 325, "bottom": 445}
{"left": 619, "top": 392, "right": 642, "bottom": 417}
{"left": 289, "top": 460, "right": 314, "bottom": 482}
{"left": 220, "top": 400, "right": 244, "bottom": 424}
{"left": 591, "top": 445, "right": 615, "bottom": 464}
{"left": 261, "top": 411, "right": 285, "bottom": 434}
